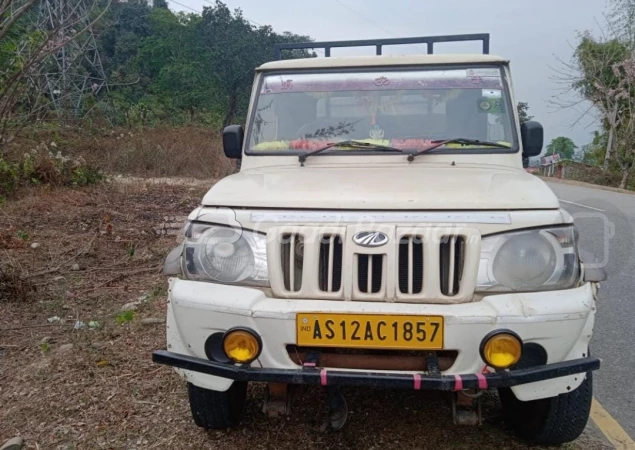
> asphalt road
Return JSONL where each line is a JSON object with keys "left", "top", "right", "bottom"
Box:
{"left": 547, "top": 181, "right": 635, "bottom": 440}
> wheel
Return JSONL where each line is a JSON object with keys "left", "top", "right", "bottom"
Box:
{"left": 498, "top": 372, "right": 593, "bottom": 445}
{"left": 187, "top": 381, "right": 247, "bottom": 429}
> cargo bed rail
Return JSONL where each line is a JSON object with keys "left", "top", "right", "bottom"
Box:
{"left": 273, "top": 34, "right": 490, "bottom": 59}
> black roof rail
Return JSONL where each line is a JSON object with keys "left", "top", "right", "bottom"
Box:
{"left": 273, "top": 34, "right": 490, "bottom": 60}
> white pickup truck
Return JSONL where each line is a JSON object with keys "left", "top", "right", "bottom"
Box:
{"left": 153, "top": 34, "right": 604, "bottom": 445}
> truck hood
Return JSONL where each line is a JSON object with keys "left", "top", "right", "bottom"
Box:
{"left": 202, "top": 165, "right": 560, "bottom": 210}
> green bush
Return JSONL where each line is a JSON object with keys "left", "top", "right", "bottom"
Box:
{"left": 0, "top": 143, "right": 103, "bottom": 198}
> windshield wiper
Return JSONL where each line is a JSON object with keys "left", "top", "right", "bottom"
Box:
{"left": 299, "top": 140, "right": 403, "bottom": 166}
{"left": 406, "top": 138, "right": 512, "bottom": 162}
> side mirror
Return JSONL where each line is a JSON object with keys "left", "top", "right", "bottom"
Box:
{"left": 521, "top": 121, "right": 543, "bottom": 158}
{"left": 223, "top": 125, "right": 244, "bottom": 159}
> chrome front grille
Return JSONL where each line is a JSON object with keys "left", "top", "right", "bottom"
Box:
{"left": 267, "top": 226, "right": 480, "bottom": 303}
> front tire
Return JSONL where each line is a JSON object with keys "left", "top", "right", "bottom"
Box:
{"left": 499, "top": 372, "right": 593, "bottom": 445}
{"left": 187, "top": 381, "right": 247, "bottom": 429}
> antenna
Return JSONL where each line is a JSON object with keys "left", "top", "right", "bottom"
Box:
{"left": 34, "top": 0, "right": 109, "bottom": 120}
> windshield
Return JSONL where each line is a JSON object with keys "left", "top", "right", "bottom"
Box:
{"left": 247, "top": 66, "right": 516, "bottom": 154}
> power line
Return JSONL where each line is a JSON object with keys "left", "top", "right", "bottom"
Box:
{"left": 197, "top": 0, "right": 324, "bottom": 56}
{"left": 332, "top": 0, "right": 427, "bottom": 55}
{"left": 170, "top": 0, "right": 324, "bottom": 57}
{"left": 333, "top": 0, "right": 396, "bottom": 38}
{"left": 198, "top": 0, "right": 263, "bottom": 27}
{"left": 169, "top": 0, "right": 201, "bottom": 13}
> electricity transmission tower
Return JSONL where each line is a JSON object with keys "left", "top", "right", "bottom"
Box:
{"left": 36, "top": 0, "right": 108, "bottom": 120}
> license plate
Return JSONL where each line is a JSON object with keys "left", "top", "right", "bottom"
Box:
{"left": 296, "top": 313, "right": 444, "bottom": 350}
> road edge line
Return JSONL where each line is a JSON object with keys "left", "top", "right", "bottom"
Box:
{"left": 591, "top": 397, "right": 635, "bottom": 450}
{"left": 559, "top": 200, "right": 606, "bottom": 212}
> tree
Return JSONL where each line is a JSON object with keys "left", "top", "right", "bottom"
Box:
{"left": 547, "top": 136, "right": 578, "bottom": 160}
{"left": 197, "top": 1, "right": 313, "bottom": 127}
{"left": 581, "top": 131, "right": 609, "bottom": 166}
{"left": 517, "top": 102, "right": 533, "bottom": 124}
{"left": 574, "top": 36, "right": 635, "bottom": 187}
{"left": 555, "top": 0, "right": 635, "bottom": 189}
{"left": 96, "top": 0, "right": 313, "bottom": 127}
{"left": 573, "top": 35, "right": 629, "bottom": 168}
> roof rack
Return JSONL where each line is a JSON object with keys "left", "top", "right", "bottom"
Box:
{"left": 273, "top": 34, "right": 490, "bottom": 60}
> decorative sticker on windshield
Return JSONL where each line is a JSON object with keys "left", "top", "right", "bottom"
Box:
{"left": 260, "top": 72, "right": 503, "bottom": 94}
{"left": 374, "top": 76, "right": 390, "bottom": 86}
{"left": 478, "top": 97, "right": 505, "bottom": 113}
{"left": 466, "top": 68, "right": 500, "bottom": 77}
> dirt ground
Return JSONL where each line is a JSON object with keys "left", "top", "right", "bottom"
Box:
{"left": 0, "top": 181, "right": 611, "bottom": 449}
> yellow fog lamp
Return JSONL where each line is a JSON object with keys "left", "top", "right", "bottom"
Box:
{"left": 480, "top": 330, "right": 523, "bottom": 369}
{"left": 222, "top": 328, "right": 262, "bottom": 364}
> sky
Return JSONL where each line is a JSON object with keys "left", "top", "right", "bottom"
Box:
{"left": 173, "top": 0, "right": 610, "bottom": 149}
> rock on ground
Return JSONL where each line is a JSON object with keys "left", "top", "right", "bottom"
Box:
{"left": 140, "top": 318, "right": 165, "bottom": 326}
{"left": 56, "top": 343, "right": 74, "bottom": 355}
{"left": 121, "top": 301, "right": 141, "bottom": 312}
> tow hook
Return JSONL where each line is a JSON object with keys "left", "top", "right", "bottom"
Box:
{"left": 451, "top": 390, "right": 483, "bottom": 426}
{"left": 327, "top": 386, "right": 348, "bottom": 430}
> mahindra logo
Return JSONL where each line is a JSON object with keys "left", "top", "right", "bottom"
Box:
{"left": 353, "top": 231, "right": 389, "bottom": 248}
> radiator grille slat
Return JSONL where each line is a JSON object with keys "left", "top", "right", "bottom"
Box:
{"left": 398, "top": 236, "right": 423, "bottom": 295}
{"left": 439, "top": 235, "right": 465, "bottom": 296}
{"left": 327, "top": 235, "right": 334, "bottom": 292}
{"left": 408, "top": 238, "right": 413, "bottom": 294}
{"left": 319, "top": 234, "right": 343, "bottom": 292}
{"left": 358, "top": 254, "right": 383, "bottom": 294}
{"left": 289, "top": 234, "right": 295, "bottom": 292}
{"left": 367, "top": 254, "right": 373, "bottom": 293}
{"left": 281, "top": 233, "right": 303, "bottom": 292}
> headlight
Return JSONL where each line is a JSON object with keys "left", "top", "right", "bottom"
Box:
{"left": 183, "top": 222, "right": 268, "bottom": 286}
{"left": 477, "top": 226, "right": 579, "bottom": 292}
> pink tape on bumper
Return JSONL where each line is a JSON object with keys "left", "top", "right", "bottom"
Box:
{"left": 453, "top": 374, "right": 463, "bottom": 391}
{"left": 476, "top": 373, "right": 488, "bottom": 390}
{"left": 320, "top": 369, "right": 327, "bottom": 386}
{"left": 413, "top": 373, "right": 421, "bottom": 390}
{"left": 303, "top": 362, "right": 316, "bottom": 367}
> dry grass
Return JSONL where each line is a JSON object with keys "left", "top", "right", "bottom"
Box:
{"left": 0, "top": 181, "right": 611, "bottom": 450}
{"left": 4, "top": 125, "right": 236, "bottom": 181}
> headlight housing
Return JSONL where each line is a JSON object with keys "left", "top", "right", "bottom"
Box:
{"left": 477, "top": 226, "right": 579, "bottom": 292}
{"left": 183, "top": 222, "right": 268, "bottom": 286}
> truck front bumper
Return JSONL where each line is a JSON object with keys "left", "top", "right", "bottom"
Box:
{"left": 153, "top": 350, "right": 600, "bottom": 391}
{"left": 161, "top": 278, "right": 598, "bottom": 401}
